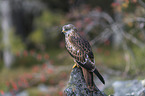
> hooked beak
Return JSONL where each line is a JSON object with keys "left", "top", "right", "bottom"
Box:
{"left": 62, "top": 29, "right": 66, "bottom": 33}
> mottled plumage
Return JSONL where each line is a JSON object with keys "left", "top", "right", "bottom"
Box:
{"left": 62, "top": 24, "right": 105, "bottom": 91}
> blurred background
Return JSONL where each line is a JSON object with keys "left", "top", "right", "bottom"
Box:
{"left": 0, "top": 0, "right": 145, "bottom": 96}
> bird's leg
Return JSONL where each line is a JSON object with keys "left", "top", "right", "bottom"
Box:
{"left": 88, "top": 86, "right": 96, "bottom": 96}
{"left": 88, "top": 86, "right": 94, "bottom": 91}
{"left": 72, "top": 63, "right": 77, "bottom": 68}
{"left": 72, "top": 60, "right": 79, "bottom": 68}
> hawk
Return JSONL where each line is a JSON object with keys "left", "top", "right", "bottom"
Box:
{"left": 62, "top": 24, "right": 105, "bottom": 91}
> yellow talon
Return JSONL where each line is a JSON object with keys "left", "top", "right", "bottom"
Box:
{"left": 72, "top": 63, "right": 79, "bottom": 68}
{"left": 73, "top": 63, "right": 77, "bottom": 68}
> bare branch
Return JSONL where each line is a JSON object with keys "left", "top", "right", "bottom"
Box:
{"left": 138, "top": 0, "right": 145, "bottom": 9}
{"left": 84, "top": 22, "right": 100, "bottom": 34}
{"left": 90, "top": 29, "right": 112, "bottom": 45}
{"left": 122, "top": 32, "right": 145, "bottom": 48}
{"left": 88, "top": 11, "right": 114, "bottom": 24}
{"left": 124, "top": 17, "right": 145, "bottom": 23}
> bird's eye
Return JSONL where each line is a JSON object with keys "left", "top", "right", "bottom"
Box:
{"left": 65, "top": 29, "right": 70, "bottom": 31}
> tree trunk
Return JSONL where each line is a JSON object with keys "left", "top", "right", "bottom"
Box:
{"left": 113, "top": 0, "right": 123, "bottom": 49}
{"left": 0, "top": 0, "right": 13, "bottom": 68}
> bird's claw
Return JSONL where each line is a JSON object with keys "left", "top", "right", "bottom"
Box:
{"left": 72, "top": 63, "right": 79, "bottom": 68}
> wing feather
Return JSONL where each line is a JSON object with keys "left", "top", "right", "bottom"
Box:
{"left": 66, "top": 33, "right": 94, "bottom": 64}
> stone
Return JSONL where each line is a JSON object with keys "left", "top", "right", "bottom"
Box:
{"left": 64, "top": 67, "right": 106, "bottom": 96}
{"left": 113, "top": 80, "right": 144, "bottom": 96}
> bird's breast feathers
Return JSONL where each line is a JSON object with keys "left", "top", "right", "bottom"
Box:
{"left": 65, "top": 33, "right": 95, "bottom": 65}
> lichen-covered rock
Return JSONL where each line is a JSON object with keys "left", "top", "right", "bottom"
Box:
{"left": 139, "top": 89, "right": 145, "bottom": 96}
{"left": 113, "top": 80, "right": 145, "bottom": 96}
{"left": 64, "top": 67, "right": 106, "bottom": 96}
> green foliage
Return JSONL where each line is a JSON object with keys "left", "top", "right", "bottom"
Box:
{"left": 34, "top": 10, "right": 64, "bottom": 27}
{"left": 94, "top": 46, "right": 145, "bottom": 77}
{"left": 0, "top": 32, "right": 2, "bottom": 50}
{"left": 0, "top": 30, "right": 25, "bottom": 54}
{"left": 28, "top": 29, "right": 44, "bottom": 44}
{"left": 104, "top": 86, "right": 114, "bottom": 96}
{"left": 94, "top": 49, "right": 125, "bottom": 70}
{"left": 10, "top": 31, "right": 26, "bottom": 54}
{"left": 0, "top": 68, "right": 31, "bottom": 91}
{"left": 28, "top": 10, "right": 65, "bottom": 49}
{"left": 132, "top": 47, "right": 145, "bottom": 73}
{"left": 0, "top": 61, "right": 4, "bottom": 70}
{"left": 27, "top": 88, "right": 46, "bottom": 96}
{"left": 12, "top": 55, "right": 43, "bottom": 68}
{"left": 47, "top": 48, "right": 73, "bottom": 66}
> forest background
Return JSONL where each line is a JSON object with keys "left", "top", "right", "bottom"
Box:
{"left": 0, "top": 0, "right": 145, "bottom": 96}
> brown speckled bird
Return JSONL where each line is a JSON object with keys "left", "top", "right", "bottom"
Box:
{"left": 62, "top": 24, "right": 105, "bottom": 91}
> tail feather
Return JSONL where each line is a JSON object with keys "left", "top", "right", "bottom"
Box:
{"left": 94, "top": 68, "right": 105, "bottom": 84}
{"left": 82, "top": 68, "right": 94, "bottom": 90}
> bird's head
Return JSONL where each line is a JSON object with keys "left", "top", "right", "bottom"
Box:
{"left": 62, "top": 24, "right": 77, "bottom": 34}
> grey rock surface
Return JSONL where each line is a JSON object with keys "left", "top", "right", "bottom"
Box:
{"left": 113, "top": 80, "right": 145, "bottom": 96}
{"left": 64, "top": 67, "right": 106, "bottom": 96}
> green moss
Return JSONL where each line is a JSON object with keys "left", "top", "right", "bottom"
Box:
{"left": 104, "top": 86, "right": 114, "bottom": 96}
{"left": 27, "top": 87, "right": 47, "bottom": 96}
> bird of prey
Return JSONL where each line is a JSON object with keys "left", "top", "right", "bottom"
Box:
{"left": 62, "top": 24, "right": 105, "bottom": 91}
